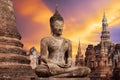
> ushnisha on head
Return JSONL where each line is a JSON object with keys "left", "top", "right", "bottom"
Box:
{"left": 50, "top": 5, "right": 64, "bottom": 36}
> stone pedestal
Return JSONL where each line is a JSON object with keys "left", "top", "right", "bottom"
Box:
{"left": 39, "top": 78, "right": 90, "bottom": 80}
{"left": 0, "top": 0, "right": 36, "bottom": 79}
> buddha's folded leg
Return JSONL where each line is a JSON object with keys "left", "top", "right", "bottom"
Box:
{"left": 35, "top": 64, "right": 66, "bottom": 77}
{"left": 47, "top": 63, "right": 65, "bottom": 76}
{"left": 52, "top": 66, "right": 91, "bottom": 78}
{"left": 35, "top": 64, "right": 50, "bottom": 77}
{"left": 70, "top": 66, "right": 91, "bottom": 77}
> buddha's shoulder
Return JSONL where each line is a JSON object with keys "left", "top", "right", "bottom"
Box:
{"left": 41, "top": 36, "right": 53, "bottom": 41}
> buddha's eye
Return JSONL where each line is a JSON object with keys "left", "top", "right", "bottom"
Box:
{"left": 55, "top": 25, "right": 59, "bottom": 27}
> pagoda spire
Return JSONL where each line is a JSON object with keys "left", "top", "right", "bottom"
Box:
{"left": 77, "top": 40, "right": 82, "bottom": 56}
{"left": 102, "top": 11, "right": 107, "bottom": 21}
{"left": 102, "top": 11, "right": 108, "bottom": 31}
{"left": 101, "top": 11, "right": 111, "bottom": 48}
{"left": 75, "top": 40, "right": 84, "bottom": 66}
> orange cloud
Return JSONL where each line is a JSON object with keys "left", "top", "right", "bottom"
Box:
{"left": 14, "top": 0, "right": 53, "bottom": 52}
{"left": 14, "top": 0, "right": 120, "bottom": 60}
{"left": 14, "top": 0, "right": 52, "bottom": 28}
{"left": 61, "top": 0, "right": 120, "bottom": 60}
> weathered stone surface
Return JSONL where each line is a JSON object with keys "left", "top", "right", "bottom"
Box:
{"left": 0, "top": 0, "right": 37, "bottom": 79}
{"left": 35, "top": 5, "right": 90, "bottom": 78}
{"left": 0, "top": 37, "right": 23, "bottom": 47}
{"left": 0, "top": 77, "right": 90, "bottom": 80}
{"left": 0, "top": 54, "right": 30, "bottom": 64}
{"left": 0, "top": 47, "right": 26, "bottom": 55}
{"left": 39, "top": 78, "right": 90, "bottom": 80}
{"left": 0, "top": 0, "right": 21, "bottom": 39}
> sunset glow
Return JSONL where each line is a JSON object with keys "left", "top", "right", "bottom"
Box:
{"left": 13, "top": 0, "right": 120, "bottom": 60}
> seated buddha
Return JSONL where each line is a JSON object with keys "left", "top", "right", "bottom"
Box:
{"left": 35, "top": 6, "right": 91, "bottom": 77}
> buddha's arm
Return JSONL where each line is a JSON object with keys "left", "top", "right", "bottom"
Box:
{"left": 67, "top": 40, "right": 72, "bottom": 67}
{"left": 62, "top": 40, "right": 72, "bottom": 68}
{"left": 58, "top": 40, "right": 72, "bottom": 68}
{"left": 40, "top": 38, "right": 49, "bottom": 63}
{"left": 40, "top": 38, "right": 57, "bottom": 64}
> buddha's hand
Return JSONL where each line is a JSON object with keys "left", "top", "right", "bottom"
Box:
{"left": 65, "top": 63, "right": 72, "bottom": 68}
{"left": 66, "top": 58, "right": 72, "bottom": 67}
{"left": 40, "top": 57, "right": 52, "bottom": 64}
{"left": 57, "top": 63, "right": 71, "bottom": 68}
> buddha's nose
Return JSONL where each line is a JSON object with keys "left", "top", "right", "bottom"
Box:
{"left": 59, "top": 28, "right": 62, "bottom": 31}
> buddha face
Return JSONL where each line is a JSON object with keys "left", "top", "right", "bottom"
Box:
{"left": 52, "top": 20, "right": 64, "bottom": 36}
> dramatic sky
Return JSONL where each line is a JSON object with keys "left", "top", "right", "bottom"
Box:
{"left": 13, "top": 0, "right": 120, "bottom": 60}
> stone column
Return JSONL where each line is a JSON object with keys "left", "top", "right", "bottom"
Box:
{"left": 0, "top": 0, "right": 36, "bottom": 79}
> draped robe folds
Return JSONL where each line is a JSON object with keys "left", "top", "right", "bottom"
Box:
{"left": 40, "top": 36, "right": 72, "bottom": 75}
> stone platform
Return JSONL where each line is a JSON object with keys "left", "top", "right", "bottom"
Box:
{"left": 39, "top": 78, "right": 90, "bottom": 80}
{"left": 0, "top": 78, "right": 90, "bottom": 80}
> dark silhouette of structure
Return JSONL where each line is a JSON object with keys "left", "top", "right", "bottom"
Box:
{"left": 82, "top": 12, "right": 120, "bottom": 80}
{"left": 75, "top": 40, "right": 84, "bottom": 66}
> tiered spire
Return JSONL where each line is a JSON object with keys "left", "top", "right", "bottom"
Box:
{"left": 101, "top": 11, "right": 111, "bottom": 48}
{"left": 102, "top": 11, "right": 108, "bottom": 31}
{"left": 100, "top": 38, "right": 108, "bottom": 55}
{"left": 100, "top": 40, "right": 105, "bottom": 55}
{"left": 77, "top": 40, "right": 82, "bottom": 56}
{"left": 75, "top": 40, "right": 84, "bottom": 66}
{"left": 102, "top": 11, "right": 107, "bottom": 21}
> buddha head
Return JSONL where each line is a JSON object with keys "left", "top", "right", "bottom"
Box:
{"left": 50, "top": 5, "right": 64, "bottom": 36}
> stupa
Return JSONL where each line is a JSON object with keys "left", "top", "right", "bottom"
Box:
{"left": 0, "top": 0, "right": 36, "bottom": 79}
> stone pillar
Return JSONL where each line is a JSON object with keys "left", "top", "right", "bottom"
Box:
{"left": 0, "top": 0, "right": 36, "bottom": 79}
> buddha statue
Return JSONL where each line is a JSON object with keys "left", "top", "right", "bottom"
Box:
{"left": 35, "top": 5, "right": 91, "bottom": 77}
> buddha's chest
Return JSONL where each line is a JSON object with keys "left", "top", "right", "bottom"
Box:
{"left": 48, "top": 38, "right": 68, "bottom": 52}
